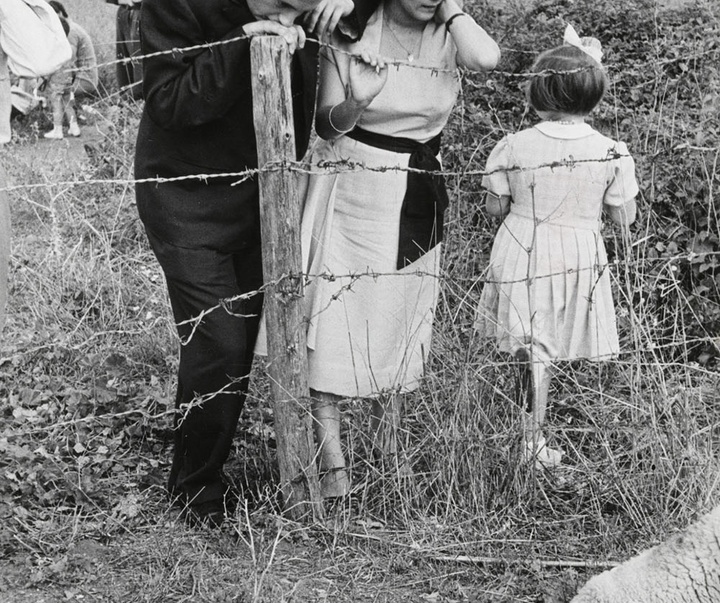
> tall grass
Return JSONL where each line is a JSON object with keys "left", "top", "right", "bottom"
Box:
{"left": 0, "top": 0, "right": 719, "bottom": 601}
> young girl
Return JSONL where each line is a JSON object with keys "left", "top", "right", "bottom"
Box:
{"left": 475, "top": 26, "right": 638, "bottom": 468}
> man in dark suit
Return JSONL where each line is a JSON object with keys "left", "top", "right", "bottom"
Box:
{"left": 136, "top": 0, "right": 362, "bottom": 527}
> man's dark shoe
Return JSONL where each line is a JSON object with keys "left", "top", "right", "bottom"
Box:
{"left": 183, "top": 498, "right": 226, "bottom": 529}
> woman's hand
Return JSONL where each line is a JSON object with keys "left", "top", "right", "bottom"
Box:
{"left": 435, "top": 0, "right": 463, "bottom": 24}
{"left": 347, "top": 50, "right": 388, "bottom": 107}
{"left": 315, "top": 50, "right": 387, "bottom": 140}
{"left": 436, "top": 0, "right": 500, "bottom": 71}
{"left": 304, "top": 0, "right": 354, "bottom": 38}
{"left": 243, "top": 21, "right": 306, "bottom": 54}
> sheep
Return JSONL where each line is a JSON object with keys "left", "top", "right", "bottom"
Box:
{"left": 571, "top": 505, "right": 720, "bottom": 603}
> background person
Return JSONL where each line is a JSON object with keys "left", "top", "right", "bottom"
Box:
{"left": 298, "top": 0, "right": 500, "bottom": 498}
{"left": 48, "top": 1, "right": 99, "bottom": 106}
{"left": 43, "top": 16, "right": 80, "bottom": 139}
{"left": 105, "top": 0, "right": 142, "bottom": 100}
{"left": 135, "top": 0, "right": 361, "bottom": 527}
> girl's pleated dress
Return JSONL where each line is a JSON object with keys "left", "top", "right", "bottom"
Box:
{"left": 301, "top": 6, "right": 460, "bottom": 397}
{"left": 475, "top": 122, "right": 639, "bottom": 361}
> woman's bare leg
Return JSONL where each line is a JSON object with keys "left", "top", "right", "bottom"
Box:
{"left": 311, "top": 389, "right": 349, "bottom": 498}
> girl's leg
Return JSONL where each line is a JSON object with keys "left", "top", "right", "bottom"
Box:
{"left": 515, "top": 347, "right": 562, "bottom": 467}
{"left": 64, "top": 92, "right": 80, "bottom": 137}
{"left": 310, "top": 389, "right": 349, "bottom": 498}
{"left": 44, "top": 93, "right": 64, "bottom": 139}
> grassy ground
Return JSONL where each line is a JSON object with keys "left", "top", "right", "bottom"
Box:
{"left": 1, "top": 0, "right": 719, "bottom": 602}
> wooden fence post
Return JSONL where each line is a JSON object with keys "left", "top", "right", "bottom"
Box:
{"left": 250, "top": 36, "right": 322, "bottom": 521}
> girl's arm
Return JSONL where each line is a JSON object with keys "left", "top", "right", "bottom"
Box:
{"left": 74, "top": 26, "right": 98, "bottom": 85}
{"left": 436, "top": 0, "right": 500, "bottom": 71}
{"left": 315, "top": 48, "right": 388, "bottom": 141}
{"left": 604, "top": 144, "right": 639, "bottom": 227}
{"left": 605, "top": 197, "right": 637, "bottom": 227}
{"left": 485, "top": 191, "right": 511, "bottom": 217}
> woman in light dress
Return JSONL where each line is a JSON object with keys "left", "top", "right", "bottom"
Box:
{"left": 302, "top": 0, "right": 499, "bottom": 497}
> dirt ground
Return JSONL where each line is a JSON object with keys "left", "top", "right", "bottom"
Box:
{"left": 6, "top": 124, "right": 105, "bottom": 176}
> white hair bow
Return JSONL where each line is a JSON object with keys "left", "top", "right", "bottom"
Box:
{"left": 563, "top": 24, "right": 603, "bottom": 64}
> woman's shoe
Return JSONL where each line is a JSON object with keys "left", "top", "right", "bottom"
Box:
{"left": 319, "top": 466, "right": 350, "bottom": 499}
{"left": 68, "top": 122, "right": 81, "bottom": 137}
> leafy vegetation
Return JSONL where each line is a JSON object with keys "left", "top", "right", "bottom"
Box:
{"left": 1, "top": 0, "right": 719, "bottom": 601}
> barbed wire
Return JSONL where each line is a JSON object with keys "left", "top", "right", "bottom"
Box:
{"left": 56, "top": 28, "right": 720, "bottom": 83}
{"left": 2, "top": 253, "right": 718, "bottom": 433}
{"left": 7, "top": 37, "right": 718, "bottom": 191}
{"left": 3, "top": 343, "right": 719, "bottom": 439}
{"left": 2, "top": 143, "right": 716, "bottom": 194}
{"left": 125, "top": 250, "right": 720, "bottom": 345}
{"left": 9, "top": 24, "right": 715, "bottom": 195}
{"left": 2, "top": 252, "right": 717, "bottom": 356}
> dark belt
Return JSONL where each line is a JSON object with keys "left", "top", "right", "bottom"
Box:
{"left": 346, "top": 127, "right": 449, "bottom": 269}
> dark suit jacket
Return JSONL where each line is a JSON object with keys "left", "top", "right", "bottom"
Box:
{"left": 134, "top": 0, "right": 320, "bottom": 251}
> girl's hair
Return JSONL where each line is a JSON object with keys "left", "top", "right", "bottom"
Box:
{"left": 526, "top": 45, "right": 607, "bottom": 116}
{"left": 59, "top": 15, "right": 70, "bottom": 37}
{"left": 49, "top": 1, "right": 69, "bottom": 19}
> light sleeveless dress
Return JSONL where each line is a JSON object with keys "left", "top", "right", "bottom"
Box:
{"left": 302, "top": 5, "right": 460, "bottom": 397}
{"left": 475, "top": 122, "right": 639, "bottom": 361}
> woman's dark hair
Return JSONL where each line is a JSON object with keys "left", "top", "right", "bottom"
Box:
{"left": 49, "top": 1, "right": 69, "bottom": 19}
{"left": 526, "top": 45, "right": 607, "bottom": 116}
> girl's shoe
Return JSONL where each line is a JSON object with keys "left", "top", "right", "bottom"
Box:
{"left": 44, "top": 127, "right": 63, "bottom": 140}
{"left": 68, "top": 122, "right": 81, "bottom": 137}
{"left": 524, "top": 436, "right": 563, "bottom": 469}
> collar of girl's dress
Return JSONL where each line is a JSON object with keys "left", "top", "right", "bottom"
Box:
{"left": 534, "top": 120, "right": 595, "bottom": 139}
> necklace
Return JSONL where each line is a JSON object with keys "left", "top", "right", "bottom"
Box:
{"left": 383, "top": 16, "right": 422, "bottom": 63}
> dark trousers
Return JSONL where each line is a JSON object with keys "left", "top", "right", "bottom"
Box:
{"left": 146, "top": 231, "right": 264, "bottom": 505}
{"left": 115, "top": 5, "right": 143, "bottom": 100}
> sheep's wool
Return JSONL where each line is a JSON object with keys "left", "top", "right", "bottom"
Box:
{"left": 572, "top": 505, "right": 720, "bottom": 602}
